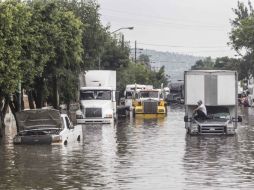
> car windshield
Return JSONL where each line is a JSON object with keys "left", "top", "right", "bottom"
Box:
{"left": 80, "top": 90, "right": 111, "bottom": 100}
{"left": 139, "top": 91, "right": 159, "bottom": 98}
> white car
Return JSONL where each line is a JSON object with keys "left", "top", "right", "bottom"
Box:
{"left": 13, "top": 109, "right": 82, "bottom": 145}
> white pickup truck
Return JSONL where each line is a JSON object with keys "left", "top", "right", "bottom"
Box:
{"left": 13, "top": 109, "right": 82, "bottom": 145}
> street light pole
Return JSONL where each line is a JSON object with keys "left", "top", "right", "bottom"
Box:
{"left": 111, "top": 27, "right": 134, "bottom": 34}
{"left": 135, "top": 40, "right": 137, "bottom": 63}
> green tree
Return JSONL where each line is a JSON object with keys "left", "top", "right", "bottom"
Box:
{"left": 59, "top": 0, "right": 130, "bottom": 70}
{"left": 138, "top": 54, "right": 150, "bottom": 67}
{"left": 27, "top": 0, "right": 83, "bottom": 109}
{"left": 191, "top": 57, "right": 214, "bottom": 70}
{"left": 117, "top": 62, "right": 168, "bottom": 96}
{"left": 214, "top": 57, "right": 238, "bottom": 70}
{"left": 0, "top": 0, "right": 33, "bottom": 135}
{"left": 151, "top": 66, "right": 168, "bottom": 88}
{"left": 229, "top": 1, "right": 254, "bottom": 79}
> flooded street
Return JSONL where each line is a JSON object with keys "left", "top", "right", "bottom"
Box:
{"left": 1, "top": 105, "right": 254, "bottom": 189}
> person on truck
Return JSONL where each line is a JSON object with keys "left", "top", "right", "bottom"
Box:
{"left": 193, "top": 100, "right": 207, "bottom": 120}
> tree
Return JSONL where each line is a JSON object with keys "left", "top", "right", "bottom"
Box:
{"left": 117, "top": 62, "right": 168, "bottom": 96}
{"left": 0, "top": 0, "right": 34, "bottom": 136}
{"left": 26, "top": 0, "right": 83, "bottom": 109}
{"left": 59, "top": 0, "right": 130, "bottom": 70}
{"left": 191, "top": 57, "right": 214, "bottom": 70}
{"left": 138, "top": 54, "right": 150, "bottom": 67}
{"left": 214, "top": 57, "right": 238, "bottom": 70}
{"left": 152, "top": 66, "right": 168, "bottom": 88}
{"left": 229, "top": 1, "right": 254, "bottom": 79}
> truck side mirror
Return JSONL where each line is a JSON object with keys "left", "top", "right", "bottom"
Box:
{"left": 238, "top": 116, "right": 242, "bottom": 122}
{"left": 184, "top": 116, "right": 189, "bottom": 122}
{"left": 112, "top": 90, "right": 116, "bottom": 102}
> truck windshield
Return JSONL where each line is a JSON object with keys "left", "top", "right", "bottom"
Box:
{"left": 125, "top": 91, "right": 133, "bottom": 99}
{"left": 139, "top": 91, "right": 159, "bottom": 98}
{"left": 207, "top": 106, "right": 230, "bottom": 119}
{"left": 80, "top": 90, "right": 111, "bottom": 100}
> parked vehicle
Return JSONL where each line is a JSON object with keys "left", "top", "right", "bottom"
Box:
{"left": 247, "top": 84, "right": 254, "bottom": 106}
{"left": 76, "top": 70, "right": 116, "bottom": 124}
{"left": 13, "top": 109, "right": 82, "bottom": 145}
{"left": 184, "top": 70, "right": 242, "bottom": 135}
{"left": 167, "top": 82, "right": 184, "bottom": 104}
{"left": 133, "top": 88, "right": 167, "bottom": 115}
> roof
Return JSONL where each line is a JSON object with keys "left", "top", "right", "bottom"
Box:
{"left": 80, "top": 87, "right": 113, "bottom": 90}
{"left": 185, "top": 70, "right": 237, "bottom": 74}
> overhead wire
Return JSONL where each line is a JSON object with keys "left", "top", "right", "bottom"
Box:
{"left": 100, "top": 8, "right": 229, "bottom": 30}
{"left": 99, "top": 8, "right": 235, "bottom": 55}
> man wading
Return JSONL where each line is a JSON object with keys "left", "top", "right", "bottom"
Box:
{"left": 193, "top": 100, "right": 207, "bottom": 120}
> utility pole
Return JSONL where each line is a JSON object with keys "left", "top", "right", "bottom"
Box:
{"left": 98, "top": 55, "right": 101, "bottom": 70}
{"left": 135, "top": 40, "right": 137, "bottom": 63}
{"left": 18, "top": 80, "right": 21, "bottom": 111}
{"left": 121, "top": 34, "right": 124, "bottom": 49}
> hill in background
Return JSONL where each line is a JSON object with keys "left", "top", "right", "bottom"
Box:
{"left": 131, "top": 49, "right": 202, "bottom": 82}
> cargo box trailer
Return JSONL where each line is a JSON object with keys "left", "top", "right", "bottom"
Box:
{"left": 184, "top": 70, "right": 242, "bottom": 135}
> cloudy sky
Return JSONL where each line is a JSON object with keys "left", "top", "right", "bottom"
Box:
{"left": 98, "top": 0, "right": 249, "bottom": 58}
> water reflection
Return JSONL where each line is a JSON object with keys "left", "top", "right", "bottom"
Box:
{"left": 1, "top": 105, "right": 254, "bottom": 189}
{"left": 183, "top": 107, "right": 254, "bottom": 190}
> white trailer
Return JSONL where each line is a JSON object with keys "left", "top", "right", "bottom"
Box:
{"left": 76, "top": 70, "right": 116, "bottom": 124}
{"left": 184, "top": 70, "right": 242, "bottom": 135}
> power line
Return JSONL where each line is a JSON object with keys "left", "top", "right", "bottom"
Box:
{"left": 137, "top": 42, "right": 228, "bottom": 49}
{"left": 100, "top": 8, "right": 228, "bottom": 30}
{"left": 101, "top": 14, "right": 227, "bottom": 31}
{"left": 101, "top": 8, "right": 227, "bottom": 28}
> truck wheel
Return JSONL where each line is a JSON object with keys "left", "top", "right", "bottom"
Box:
{"left": 64, "top": 140, "right": 68, "bottom": 145}
{"left": 77, "top": 135, "right": 81, "bottom": 142}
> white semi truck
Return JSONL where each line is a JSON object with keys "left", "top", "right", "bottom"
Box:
{"left": 76, "top": 70, "right": 116, "bottom": 124}
{"left": 184, "top": 70, "right": 242, "bottom": 135}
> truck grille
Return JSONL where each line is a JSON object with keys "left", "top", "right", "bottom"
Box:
{"left": 199, "top": 125, "right": 226, "bottom": 134}
{"left": 143, "top": 100, "right": 158, "bottom": 114}
{"left": 85, "top": 108, "right": 102, "bottom": 118}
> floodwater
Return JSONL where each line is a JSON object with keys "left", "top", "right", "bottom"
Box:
{"left": 1, "top": 105, "right": 254, "bottom": 190}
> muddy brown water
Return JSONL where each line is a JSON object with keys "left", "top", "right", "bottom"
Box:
{"left": 0, "top": 105, "right": 254, "bottom": 190}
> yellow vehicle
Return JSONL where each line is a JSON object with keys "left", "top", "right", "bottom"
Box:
{"left": 133, "top": 89, "right": 167, "bottom": 116}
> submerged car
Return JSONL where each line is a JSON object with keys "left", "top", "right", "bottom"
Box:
{"left": 13, "top": 109, "right": 82, "bottom": 145}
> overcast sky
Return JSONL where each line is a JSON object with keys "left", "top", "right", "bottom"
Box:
{"left": 98, "top": 0, "right": 250, "bottom": 58}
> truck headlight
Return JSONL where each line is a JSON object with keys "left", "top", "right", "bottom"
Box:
{"left": 135, "top": 108, "right": 143, "bottom": 112}
{"left": 76, "top": 114, "right": 83, "bottom": 119}
{"left": 105, "top": 114, "right": 113, "bottom": 118}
